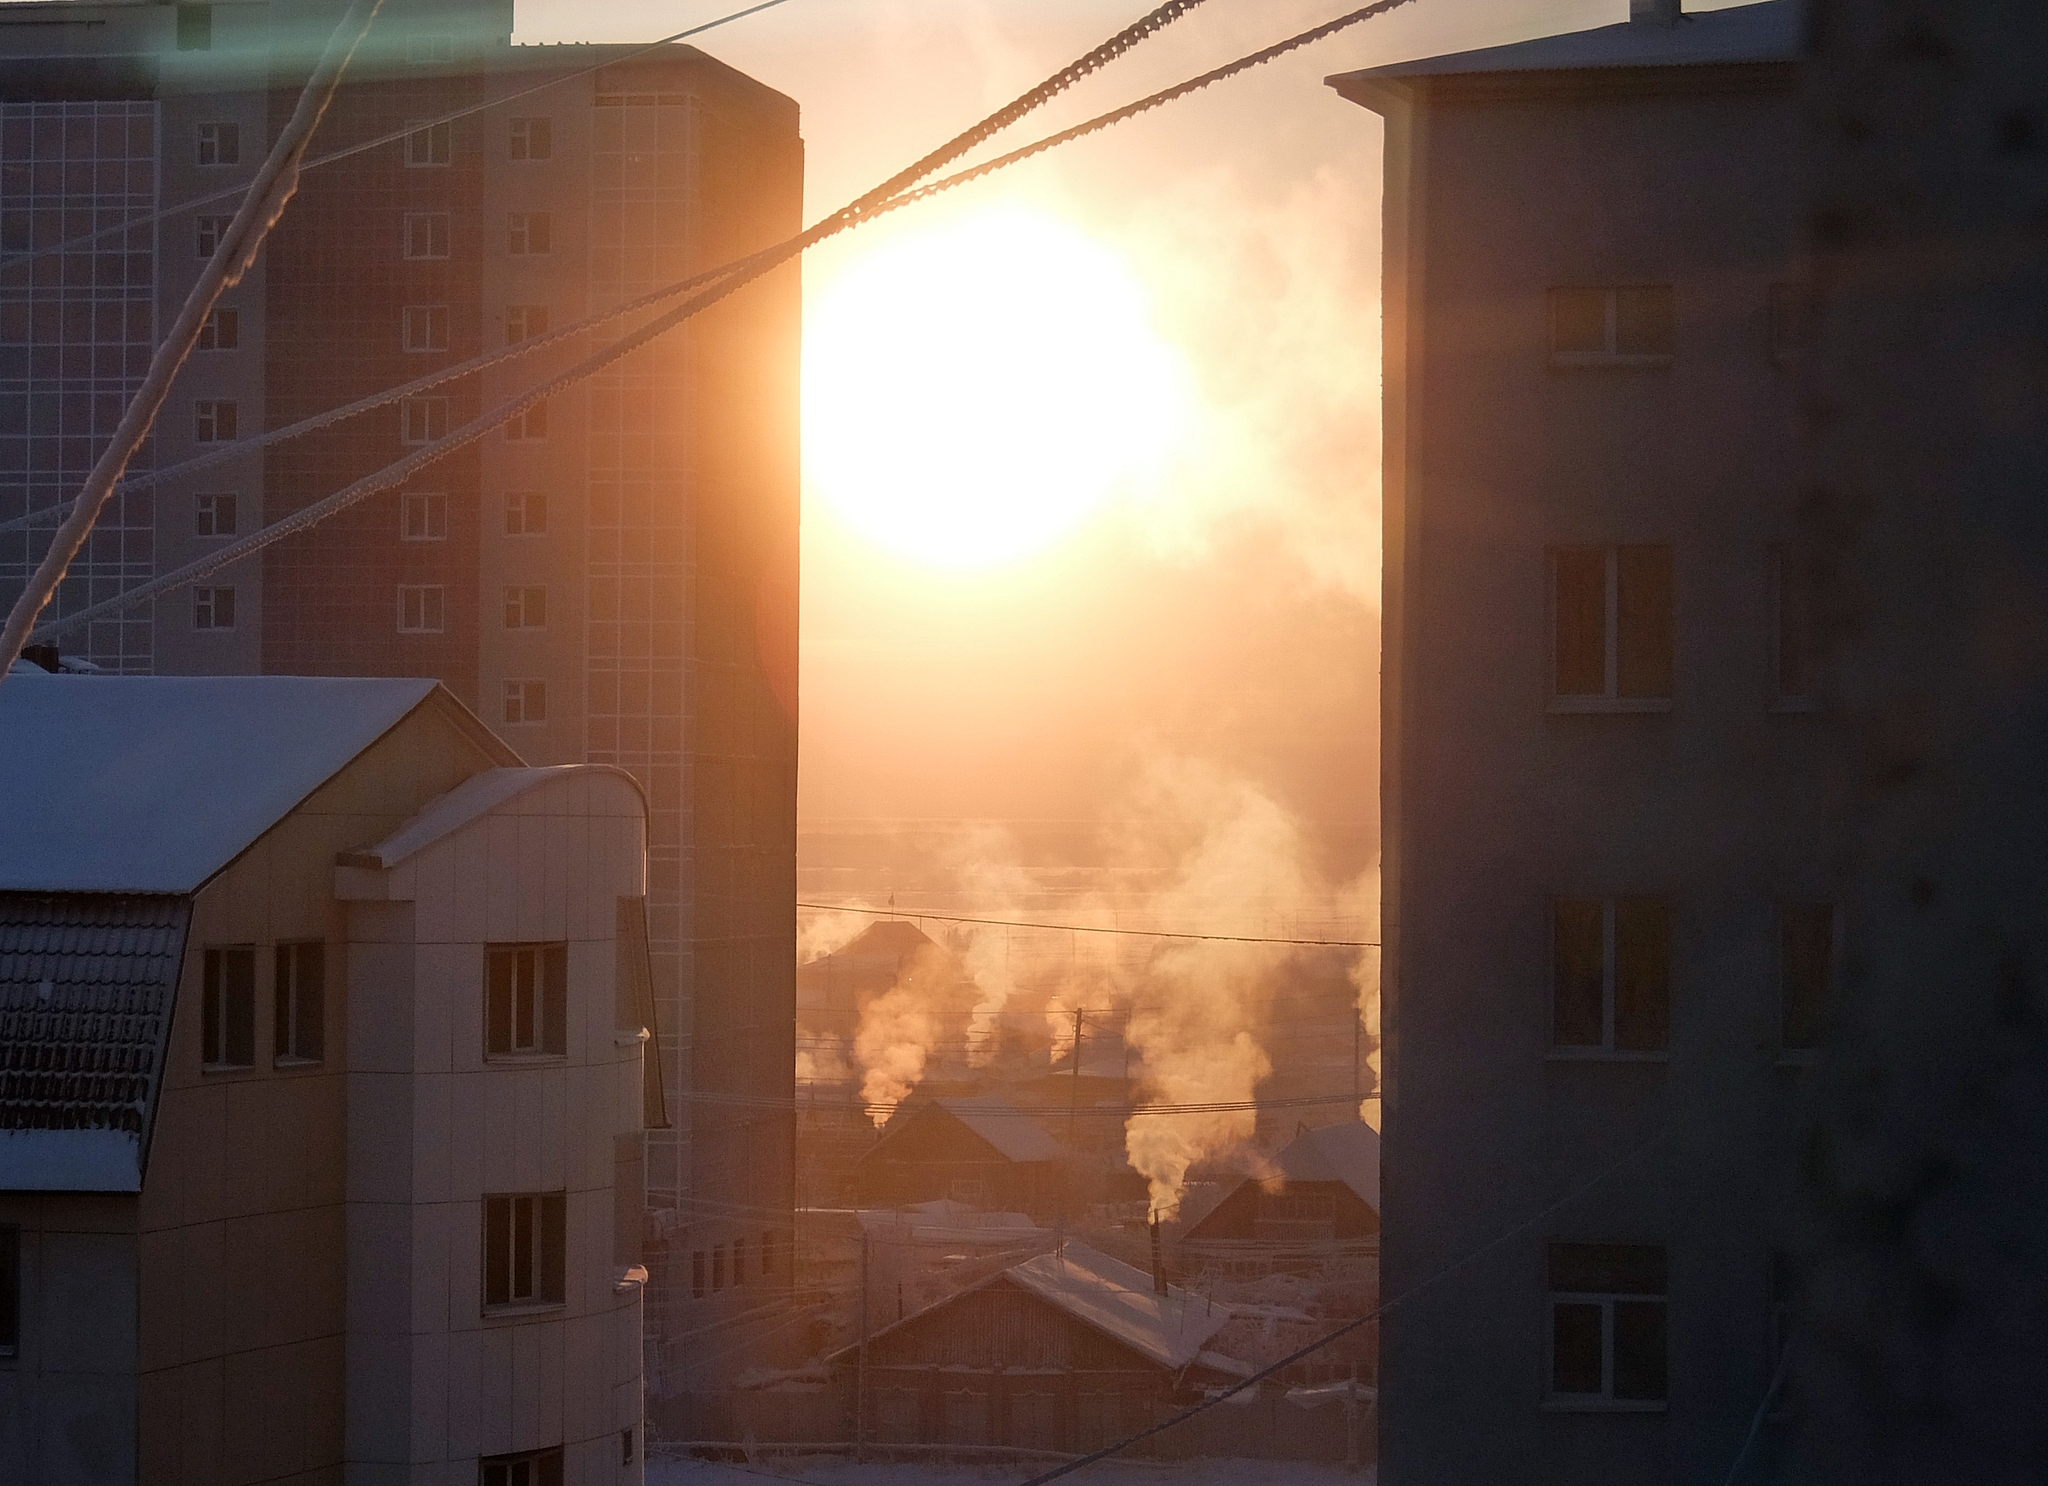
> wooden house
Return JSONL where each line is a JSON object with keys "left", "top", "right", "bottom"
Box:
{"left": 1180, "top": 1119, "right": 1380, "bottom": 1275}
{"left": 852, "top": 1098, "right": 1067, "bottom": 1216}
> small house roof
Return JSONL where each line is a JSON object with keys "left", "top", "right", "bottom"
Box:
{"left": 1004, "top": 1242, "right": 1232, "bottom": 1371}
{"left": 1329, "top": 0, "right": 1798, "bottom": 86}
{"left": 1274, "top": 1119, "right": 1381, "bottom": 1209}
{"left": 0, "top": 675, "right": 513, "bottom": 893}
{"left": 932, "top": 1097, "right": 1066, "bottom": 1163}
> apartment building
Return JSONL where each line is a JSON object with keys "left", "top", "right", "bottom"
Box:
{"left": 0, "top": 0, "right": 802, "bottom": 1386}
{"left": 1329, "top": 3, "right": 1816, "bottom": 1481}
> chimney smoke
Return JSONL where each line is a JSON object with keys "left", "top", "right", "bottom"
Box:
{"left": 1630, "top": 0, "right": 1682, "bottom": 24}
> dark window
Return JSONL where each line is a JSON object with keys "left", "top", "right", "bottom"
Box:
{"left": 274, "top": 941, "right": 324, "bottom": 1063}
{"left": 405, "top": 120, "right": 452, "bottom": 168}
{"left": 1769, "top": 281, "right": 1818, "bottom": 359}
{"left": 621, "top": 1428, "right": 635, "bottom": 1466}
{"left": 507, "top": 212, "right": 552, "bottom": 255}
{"left": 506, "top": 491, "right": 548, "bottom": 535}
{"left": 196, "top": 122, "right": 239, "bottom": 167}
{"left": 194, "top": 399, "right": 237, "bottom": 442}
{"left": 482, "top": 1193, "right": 566, "bottom": 1309}
{"left": 176, "top": 4, "right": 213, "bottom": 52}
{"left": 1781, "top": 904, "right": 1834, "bottom": 1050}
{"left": 1774, "top": 546, "right": 1819, "bottom": 705}
{"left": 503, "top": 680, "right": 547, "bottom": 726}
{"left": 1548, "top": 1243, "right": 1668, "bottom": 1404}
{"left": 1552, "top": 546, "right": 1673, "bottom": 704}
{"left": 1550, "top": 285, "right": 1674, "bottom": 364}
{"left": 397, "top": 584, "right": 444, "bottom": 634}
{"left": 193, "top": 586, "right": 235, "bottom": 631}
{"left": 202, "top": 946, "right": 255, "bottom": 1068}
{"left": 505, "top": 401, "right": 548, "bottom": 441}
{"left": 713, "top": 1243, "right": 728, "bottom": 1291}
{"left": 197, "top": 307, "right": 238, "bottom": 351}
{"left": 402, "top": 305, "right": 449, "bottom": 353}
{"left": 505, "top": 305, "right": 549, "bottom": 343}
{"left": 1, "top": 1224, "right": 18, "bottom": 1358}
{"left": 401, "top": 491, "right": 446, "bottom": 542}
{"left": 195, "top": 493, "right": 236, "bottom": 537}
{"left": 1553, "top": 898, "right": 1670, "bottom": 1053}
{"left": 403, "top": 212, "right": 451, "bottom": 260}
{"left": 401, "top": 397, "right": 448, "bottom": 444}
{"left": 478, "top": 1446, "right": 563, "bottom": 1486}
{"left": 510, "top": 118, "right": 553, "bottom": 161}
{"left": 504, "top": 586, "right": 548, "bottom": 630}
{"left": 485, "top": 944, "right": 567, "bottom": 1058}
{"left": 691, "top": 1249, "right": 707, "bottom": 1300}
{"left": 195, "top": 215, "right": 232, "bottom": 259}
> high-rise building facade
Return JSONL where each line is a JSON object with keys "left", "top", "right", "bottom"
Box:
{"left": 0, "top": 0, "right": 801, "bottom": 1397}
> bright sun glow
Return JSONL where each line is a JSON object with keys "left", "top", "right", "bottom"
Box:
{"left": 803, "top": 206, "right": 1190, "bottom": 570}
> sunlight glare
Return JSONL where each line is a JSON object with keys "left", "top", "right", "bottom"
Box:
{"left": 804, "top": 206, "right": 1189, "bottom": 570}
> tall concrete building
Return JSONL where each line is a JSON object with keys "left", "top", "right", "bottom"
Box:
{"left": 1330, "top": 3, "right": 1814, "bottom": 1481}
{"left": 0, "top": 0, "right": 802, "bottom": 1394}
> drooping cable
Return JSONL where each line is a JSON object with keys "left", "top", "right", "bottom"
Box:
{"left": 796, "top": 899, "right": 1377, "bottom": 948}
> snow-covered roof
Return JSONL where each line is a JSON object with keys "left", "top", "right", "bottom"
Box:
{"left": 1004, "top": 1241, "right": 1232, "bottom": 1371}
{"left": 1274, "top": 1119, "right": 1380, "bottom": 1210}
{"left": 1330, "top": 0, "right": 1798, "bottom": 86}
{"left": 935, "top": 1097, "right": 1066, "bottom": 1163}
{"left": 0, "top": 675, "right": 510, "bottom": 893}
{"left": 340, "top": 764, "right": 644, "bottom": 868}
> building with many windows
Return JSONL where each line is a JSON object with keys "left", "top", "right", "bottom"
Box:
{"left": 1328, "top": 2, "right": 1815, "bottom": 1481}
{"left": 0, "top": 673, "right": 657, "bottom": 1485}
{"left": 0, "top": 0, "right": 801, "bottom": 1394}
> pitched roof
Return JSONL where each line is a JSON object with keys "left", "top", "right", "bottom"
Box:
{"left": 1329, "top": 0, "right": 1799, "bottom": 85}
{"left": 339, "top": 763, "right": 645, "bottom": 869}
{"left": 935, "top": 1097, "right": 1067, "bottom": 1163}
{"left": 1003, "top": 1242, "right": 1232, "bottom": 1371}
{"left": 1274, "top": 1119, "right": 1380, "bottom": 1209}
{"left": 0, "top": 893, "right": 189, "bottom": 1192}
{"left": 0, "top": 675, "right": 513, "bottom": 893}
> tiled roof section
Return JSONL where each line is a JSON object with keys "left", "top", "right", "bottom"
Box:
{"left": 0, "top": 893, "right": 188, "bottom": 1138}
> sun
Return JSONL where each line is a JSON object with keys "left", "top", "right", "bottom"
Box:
{"left": 803, "top": 205, "right": 1189, "bottom": 570}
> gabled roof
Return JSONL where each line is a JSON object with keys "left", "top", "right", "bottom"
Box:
{"left": 339, "top": 764, "right": 645, "bottom": 869}
{"left": 0, "top": 675, "right": 515, "bottom": 893}
{"left": 867, "top": 1097, "right": 1066, "bottom": 1164}
{"left": 1005, "top": 1242, "right": 1232, "bottom": 1371}
{"left": 1274, "top": 1119, "right": 1380, "bottom": 1209}
{"left": 1329, "top": 0, "right": 1799, "bottom": 86}
{"left": 0, "top": 893, "right": 189, "bottom": 1192}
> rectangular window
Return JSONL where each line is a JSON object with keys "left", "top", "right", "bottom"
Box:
{"left": 400, "top": 491, "right": 447, "bottom": 542}
{"left": 176, "top": 4, "right": 213, "bottom": 52}
{"left": 1549, "top": 285, "right": 1674, "bottom": 365}
{"left": 506, "top": 491, "right": 548, "bottom": 535}
{"left": 485, "top": 943, "right": 567, "bottom": 1057}
{"left": 195, "top": 215, "right": 231, "bottom": 259}
{"left": 407, "top": 34, "right": 454, "bottom": 65}
{"left": 402, "top": 305, "right": 449, "bottom": 354}
{"left": 712, "top": 1243, "right": 728, "bottom": 1291}
{"left": 404, "top": 120, "right": 452, "bottom": 168}
{"left": 1773, "top": 546, "right": 1819, "bottom": 708}
{"left": 0, "top": 1224, "right": 16, "bottom": 1358}
{"left": 397, "top": 584, "right": 445, "bottom": 634}
{"left": 1769, "top": 281, "right": 1818, "bottom": 360}
{"left": 274, "top": 941, "right": 324, "bottom": 1064}
{"left": 202, "top": 946, "right": 255, "bottom": 1069}
{"left": 505, "top": 401, "right": 548, "bottom": 442}
{"left": 621, "top": 1428, "right": 635, "bottom": 1467}
{"left": 401, "top": 397, "right": 448, "bottom": 444}
{"left": 196, "top": 121, "right": 240, "bottom": 167}
{"left": 403, "top": 212, "right": 451, "bottom": 260}
{"left": 1553, "top": 897, "right": 1670, "bottom": 1054}
{"left": 193, "top": 585, "right": 235, "bottom": 631}
{"left": 505, "top": 305, "right": 549, "bottom": 344}
{"left": 1780, "top": 904, "right": 1835, "bottom": 1051}
{"left": 197, "top": 307, "right": 238, "bottom": 351}
{"left": 509, "top": 118, "right": 553, "bottom": 161}
{"left": 479, "top": 1447, "right": 564, "bottom": 1486}
{"left": 482, "top": 1194, "right": 566, "bottom": 1309}
{"left": 194, "top": 493, "right": 236, "bottom": 537}
{"left": 503, "top": 679, "right": 547, "bottom": 726}
{"left": 1548, "top": 1243, "right": 1668, "bottom": 1406}
{"left": 505, "top": 586, "right": 547, "bottom": 629}
{"left": 691, "top": 1250, "right": 707, "bottom": 1300}
{"left": 194, "top": 400, "right": 238, "bottom": 443}
{"left": 507, "top": 212, "right": 552, "bottom": 255}
{"left": 1551, "top": 545, "right": 1673, "bottom": 708}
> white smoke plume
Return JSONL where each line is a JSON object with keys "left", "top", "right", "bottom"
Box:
{"left": 798, "top": 903, "right": 877, "bottom": 965}
{"left": 854, "top": 979, "right": 937, "bottom": 1128}
{"left": 938, "top": 825, "right": 1034, "bottom": 1064}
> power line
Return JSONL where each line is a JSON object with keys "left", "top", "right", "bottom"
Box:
{"left": 797, "top": 901, "right": 1378, "bottom": 948}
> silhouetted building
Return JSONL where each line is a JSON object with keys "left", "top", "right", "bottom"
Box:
{"left": 855, "top": 1098, "right": 1069, "bottom": 1217}
{"left": 1330, "top": 2, "right": 1812, "bottom": 1481}
{"left": 1181, "top": 1119, "right": 1379, "bottom": 1276}
{"left": 0, "top": 0, "right": 802, "bottom": 1390}
{"left": 0, "top": 674, "right": 656, "bottom": 1485}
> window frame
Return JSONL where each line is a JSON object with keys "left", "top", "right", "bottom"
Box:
{"left": 478, "top": 1446, "right": 564, "bottom": 1486}
{"left": 396, "top": 584, "right": 445, "bottom": 634}
{"left": 403, "top": 119, "right": 452, "bottom": 169}
{"left": 400, "top": 491, "right": 447, "bottom": 542}
{"left": 484, "top": 943, "right": 568, "bottom": 1059}
{"left": 503, "top": 679, "right": 547, "bottom": 727}
{"left": 1548, "top": 896, "right": 1672, "bottom": 1060}
{"left": 194, "top": 493, "right": 236, "bottom": 538}
{"left": 504, "top": 586, "right": 548, "bottom": 630}
{"left": 401, "top": 304, "right": 449, "bottom": 355}
{"left": 506, "top": 211, "right": 553, "bottom": 256}
{"left": 400, "top": 397, "right": 448, "bottom": 445}
{"left": 194, "top": 214, "right": 231, "bottom": 259}
{"left": 1545, "top": 1242, "right": 1669, "bottom": 1412}
{"left": 201, "top": 945, "right": 256, "bottom": 1071}
{"left": 482, "top": 1192, "right": 567, "bottom": 1312}
{"left": 504, "top": 304, "right": 549, "bottom": 344}
{"left": 1548, "top": 284, "right": 1675, "bottom": 367}
{"left": 195, "top": 120, "right": 240, "bottom": 168}
{"left": 196, "top": 306, "right": 238, "bottom": 351}
{"left": 503, "top": 401, "right": 548, "bottom": 442}
{"left": 273, "top": 940, "right": 325, "bottom": 1066}
{"left": 509, "top": 117, "right": 553, "bottom": 162}
{"left": 1548, "top": 545, "right": 1675, "bottom": 713}
{"left": 193, "top": 585, "right": 235, "bottom": 632}
{"left": 402, "top": 211, "right": 451, "bottom": 261}
{"left": 505, "top": 491, "right": 548, "bottom": 536}
{"left": 194, "top": 399, "right": 238, "bottom": 444}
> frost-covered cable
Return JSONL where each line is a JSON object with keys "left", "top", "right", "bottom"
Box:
{"left": 0, "top": 0, "right": 387, "bottom": 680}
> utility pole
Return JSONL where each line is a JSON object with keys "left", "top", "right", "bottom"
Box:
{"left": 1067, "top": 1007, "right": 1085, "bottom": 1146}
{"left": 856, "top": 1229, "right": 870, "bottom": 1462}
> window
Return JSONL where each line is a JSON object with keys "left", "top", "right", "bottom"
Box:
{"left": 397, "top": 584, "right": 445, "bottom": 634}
{"left": 193, "top": 585, "right": 235, "bottom": 631}
{"left": 505, "top": 304, "right": 549, "bottom": 344}
{"left": 1549, "top": 1243, "right": 1667, "bottom": 1407}
{"left": 401, "top": 397, "right": 448, "bottom": 444}
{"left": 1769, "top": 281, "right": 1818, "bottom": 360}
{"left": 1772, "top": 546, "right": 1819, "bottom": 708}
{"left": 507, "top": 212, "right": 552, "bottom": 255}
{"left": 400, "top": 491, "right": 446, "bottom": 541}
{"left": 732, "top": 1236, "right": 748, "bottom": 1284}
{"left": 403, "top": 212, "right": 450, "bottom": 260}
{"left": 274, "top": 941, "right": 324, "bottom": 1064}
{"left": 195, "top": 215, "right": 231, "bottom": 258}
{"left": 483, "top": 1194, "right": 565, "bottom": 1309}
{"left": 1553, "top": 897, "right": 1670, "bottom": 1054}
{"left": 1780, "top": 904, "right": 1835, "bottom": 1051}
{"left": 621, "top": 1428, "right": 635, "bottom": 1467}
{"left": 0, "top": 1224, "right": 16, "bottom": 1357}
{"left": 504, "top": 401, "right": 548, "bottom": 442}
{"left": 194, "top": 399, "right": 238, "bottom": 443}
{"left": 195, "top": 493, "right": 236, "bottom": 537}
{"left": 176, "top": 4, "right": 213, "bottom": 52}
{"left": 1549, "top": 285, "right": 1674, "bottom": 365}
{"left": 1551, "top": 545, "right": 1673, "bottom": 709}
{"left": 503, "top": 679, "right": 547, "bottom": 726}
{"left": 485, "top": 943, "right": 567, "bottom": 1057}
{"left": 402, "top": 305, "right": 449, "bottom": 353}
{"left": 504, "top": 586, "right": 547, "bottom": 629}
{"left": 407, "top": 33, "right": 454, "bottom": 65}
{"left": 479, "top": 1447, "right": 563, "bottom": 1486}
{"left": 196, "top": 121, "right": 239, "bottom": 167}
{"left": 713, "top": 1243, "right": 728, "bottom": 1291}
{"left": 404, "top": 120, "right": 452, "bottom": 168}
{"left": 506, "top": 491, "right": 548, "bottom": 535}
{"left": 197, "top": 307, "right": 238, "bottom": 351}
{"left": 509, "top": 118, "right": 553, "bottom": 161}
{"left": 691, "top": 1250, "right": 707, "bottom": 1299}
{"left": 202, "top": 946, "right": 255, "bottom": 1069}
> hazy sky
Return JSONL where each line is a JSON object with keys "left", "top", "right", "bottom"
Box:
{"left": 505, "top": 0, "right": 1755, "bottom": 876}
